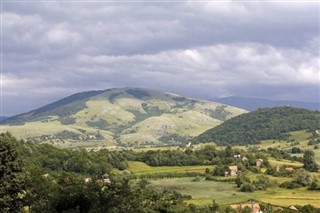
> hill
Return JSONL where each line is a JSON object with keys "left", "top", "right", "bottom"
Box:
{"left": 193, "top": 107, "right": 320, "bottom": 146}
{"left": 1, "top": 88, "right": 246, "bottom": 148}
{"left": 212, "top": 96, "right": 320, "bottom": 111}
{"left": 0, "top": 116, "right": 8, "bottom": 122}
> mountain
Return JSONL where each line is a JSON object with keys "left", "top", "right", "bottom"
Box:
{"left": 1, "top": 88, "right": 246, "bottom": 148}
{"left": 212, "top": 96, "right": 320, "bottom": 111}
{"left": 0, "top": 116, "right": 8, "bottom": 122}
{"left": 193, "top": 106, "right": 320, "bottom": 146}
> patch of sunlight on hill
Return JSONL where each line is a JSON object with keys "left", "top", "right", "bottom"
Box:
{"left": 120, "top": 111, "right": 222, "bottom": 145}
{"left": 0, "top": 122, "right": 115, "bottom": 140}
{"left": 73, "top": 100, "right": 135, "bottom": 126}
{"left": 162, "top": 111, "right": 222, "bottom": 136}
{"left": 147, "top": 99, "right": 173, "bottom": 111}
{"left": 0, "top": 122, "right": 82, "bottom": 139}
{"left": 121, "top": 134, "right": 160, "bottom": 145}
{"left": 114, "top": 98, "right": 145, "bottom": 112}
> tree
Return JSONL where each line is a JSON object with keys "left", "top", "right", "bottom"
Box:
{"left": 235, "top": 172, "right": 250, "bottom": 188}
{"left": 254, "top": 175, "right": 274, "bottom": 190}
{"left": 293, "top": 168, "right": 313, "bottom": 187}
{"left": 0, "top": 132, "right": 25, "bottom": 212}
{"left": 209, "top": 199, "right": 220, "bottom": 212}
{"left": 303, "top": 150, "right": 319, "bottom": 172}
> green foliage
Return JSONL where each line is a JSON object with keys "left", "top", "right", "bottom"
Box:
{"left": 159, "top": 134, "right": 189, "bottom": 144}
{"left": 59, "top": 116, "right": 76, "bottom": 125}
{"left": 55, "top": 130, "right": 81, "bottom": 140}
{"left": 235, "top": 172, "right": 251, "bottom": 188}
{"left": 253, "top": 175, "right": 275, "bottom": 190}
{"left": 108, "top": 92, "right": 123, "bottom": 103}
{"left": 171, "top": 96, "right": 187, "bottom": 102}
{"left": 125, "top": 88, "right": 150, "bottom": 99}
{"left": 303, "top": 150, "right": 319, "bottom": 172}
{"left": 194, "top": 107, "right": 320, "bottom": 146}
{"left": 86, "top": 119, "right": 108, "bottom": 129}
{"left": 240, "top": 183, "right": 254, "bottom": 192}
{"left": 207, "top": 105, "right": 231, "bottom": 121}
{"left": 0, "top": 132, "right": 25, "bottom": 212}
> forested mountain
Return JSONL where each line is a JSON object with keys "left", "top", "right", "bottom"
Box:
{"left": 1, "top": 88, "right": 246, "bottom": 147}
{"left": 193, "top": 107, "right": 320, "bottom": 146}
{"left": 212, "top": 96, "right": 320, "bottom": 111}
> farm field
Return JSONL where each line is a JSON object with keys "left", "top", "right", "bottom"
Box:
{"left": 148, "top": 177, "right": 320, "bottom": 207}
{"left": 197, "top": 130, "right": 320, "bottom": 164}
{"left": 127, "top": 161, "right": 210, "bottom": 175}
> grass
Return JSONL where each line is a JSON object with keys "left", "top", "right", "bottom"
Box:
{"left": 127, "top": 161, "right": 210, "bottom": 175}
{"left": 148, "top": 177, "right": 320, "bottom": 207}
{"left": 268, "top": 158, "right": 303, "bottom": 167}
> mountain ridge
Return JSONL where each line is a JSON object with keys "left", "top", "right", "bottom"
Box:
{"left": 1, "top": 87, "right": 247, "bottom": 148}
{"left": 212, "top": 96, "right": 320, "bottom": 111}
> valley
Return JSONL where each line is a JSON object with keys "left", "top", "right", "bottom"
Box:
{"left": 1, "top": 89, "right": 320, "bottom": 212}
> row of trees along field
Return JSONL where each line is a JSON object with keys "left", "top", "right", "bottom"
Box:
{"left": 1, "top": 132, "right": 319, "bottom": 212}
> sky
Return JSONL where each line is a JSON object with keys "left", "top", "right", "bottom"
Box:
{"left": 1, "top": 1, "right": 320, "bottom": 116}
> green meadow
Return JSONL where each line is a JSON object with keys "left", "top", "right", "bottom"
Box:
{"left": 127, "top": 161, "right": 210, "bottom": 175}
{"left": 148, "top": 177, "right": 320, "bottom": 207}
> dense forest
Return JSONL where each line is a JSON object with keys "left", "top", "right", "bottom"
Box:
{"left": 193, "top": 107, "right": 320, "bottom": 146}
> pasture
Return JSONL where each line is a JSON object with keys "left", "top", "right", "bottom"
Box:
{"left": 148, "top": 177, "right": 320, "bottom": 207}
{"left": 127, "top": 161, "right": 210, "bottom": 175}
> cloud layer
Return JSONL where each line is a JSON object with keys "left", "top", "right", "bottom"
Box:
{"left": 2, "top": 2, "right": 320, "bottom": 116}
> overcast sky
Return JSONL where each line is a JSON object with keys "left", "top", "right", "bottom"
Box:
{"left": 2, "top": 1, "right": 320, "bottom": 116}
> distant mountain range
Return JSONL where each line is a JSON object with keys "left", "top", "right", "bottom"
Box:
{"left": 212, "top": 96, "right": 319, "bottom": 111}
{"left": 1, "top": 88, "right": 246, "bottom": 148}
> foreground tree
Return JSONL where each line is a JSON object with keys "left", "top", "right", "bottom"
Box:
{"left": 0, "top": 132, "right": 25, "bottom": 212}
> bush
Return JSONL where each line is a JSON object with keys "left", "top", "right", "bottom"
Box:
{"left": 240, "top": 183, "right": 254, "bottom": 192}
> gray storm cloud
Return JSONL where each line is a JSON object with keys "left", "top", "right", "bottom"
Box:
{"left": 2, "top": 1, "right": 319, "bottom": 116}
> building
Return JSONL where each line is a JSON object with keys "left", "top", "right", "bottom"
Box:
{"left": 256, "top": 159, "right": 263, "bottom": 167}
{"left": 230, "top": 203, "right": 263, "bottom": 213}
{"left": 285, "top": 167, "right": 294, "bottom": 171}
{"left": 228, "top": 166, "right": 238, "bottom": 176}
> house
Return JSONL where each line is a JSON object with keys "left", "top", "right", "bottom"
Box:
{"left": 88, "top": 134, "right": 96, "bottom": 140}
{"left": 103, "top": 178, "right": 112, "bottom": 184}
{"left": 234, "top": 154, "right": 241, "bottom": 158}
{"left": 228, "top": 166, "right": 238, "bottom": 176}
{"left": 224, "top": 171, "right": 229, "bottom": 177}
{"left": 289, "top": 206, "right": 298, "bottom": 211}
{"left": 276, "top": 165, "right": 280, "bottom": 172}
{"left": 285, "top": 167, "right": 294, "bottom": 171}
{"left": 256, "top": 159, "right": 263, "bottom": 167}
{"left": 230, "top": 203, "right": 263, "bottom": 213}
{"left": 242, "top": 157, "right": 248, "bottom": 161}
{"left": 42, "top": 173, "right": 49, "bottom": 178}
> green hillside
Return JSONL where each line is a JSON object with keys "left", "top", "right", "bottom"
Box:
{"left": 193, "top": 107, "right": 320, "bottom": 146}
{"left": 1, "top": 88, "right": 246, "bottom": 148}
